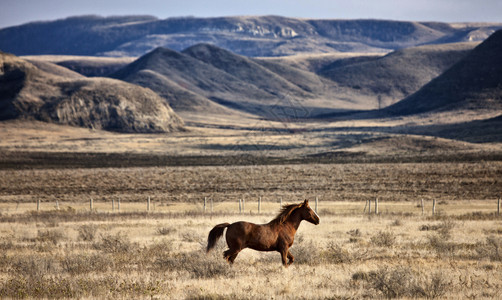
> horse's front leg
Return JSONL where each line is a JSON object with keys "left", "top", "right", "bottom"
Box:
{"left": 287, "top": 250, "right": 294, "bottom": 265}
{"left": 279, "top": 247, "right": 290, "bottom": 267}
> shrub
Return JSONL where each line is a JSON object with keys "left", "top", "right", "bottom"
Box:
{"left": 181, "top": 230, "right": 200, "bottom": 242}
{"left": 364, "top": 267, "right": 450, "bottom": 299}
{"left": 476, "top": 236, "right": 502, "bottom": 261}
{"left": 437, "top": 219, "right": 456, "bottom": 240}
{"left": 428, "top": 233, "right": 456, "bottom": 257}
{"left": 291, "top": 240, "right": 320, "bottom": 265}
{"left": 421, "top": 271, "right": 451, "bottom": 299}
{"left": 94, "top": 232, "right": 137, "bottom": 253}
{"left": 368, "top": 266, "right": 417, "bottom": 298}
{"left": 370, "top": 231, "right": 396, "bottom": 247}
{"left": 156, "top": 226, "right": 176, "bottom": 236}
{"left": 36, "top": 229, "right": 65, "bottom": 245}
{"left": 347, "top": 229, "right": 362, "bottom": 243}
{"left": 77, "top": 224, "right": 98, "bottom": 241}
{"left": 321, "top": 242, "right": 357, "bottom": 264}
{"left": 391, "top": 219, "right": 403, "bottom": 226}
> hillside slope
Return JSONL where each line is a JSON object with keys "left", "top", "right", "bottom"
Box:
{"left": 0, "top": 52, "right": 184, "bottom": 133}
{"left": 385, "top": 29, "right": 502, "bottom": 115}
{"left": 110, "top": 41, "right": 484, "bottom": 118}
{"left": 110, "top": 47, "right": 286, "bottom": 116}
{"left": 318, "top": 42, "right": 477, "bottom": 107}
{"left": 1, "top": 15, "right": 500, "bottom": 57}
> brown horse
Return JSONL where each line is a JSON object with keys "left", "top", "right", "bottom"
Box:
{"left": 206, "top": 200, "right": 320, "bottom": 266}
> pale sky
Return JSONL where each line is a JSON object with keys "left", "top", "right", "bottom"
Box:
{"left": 1, "top": 0, "right": 501, "bottom": 29}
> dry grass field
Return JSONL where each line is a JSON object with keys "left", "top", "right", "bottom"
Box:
{"left": 0, "top": 202, "right": 501, "bottom": 299}
{"left": 0, "top": 162, "right": 501, "bottom": 299}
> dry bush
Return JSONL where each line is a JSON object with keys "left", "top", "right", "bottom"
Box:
{"left": 36, "top": 229, "right": 66, "bottom": 245}
{"left": 422, "top": 271, "right": 452, "bottom": 299}
{"left": 437, "top": 219, "right": 456, "bottom": 240}
{"left": 476, "top": 236, "right": 502, "bottom": 261}
{"left": 156, "top": 226, "right": 176, "bottom": 236}
{"left": 347, "top": 228, "right": 362, "bottom": 243}
{"left": 94, "top": 232, "right": 137, "bottom": 253}
{"left": 362, "top": 266, "right": 450, "bottom": 299}
{"left": 391, "top": 219, "right": 403, "bottom": 226}
{"left": 77, "top": 224, "right": 98, "bottom": 241}
{"left": 428, "top": 233, "right": 456, "bottom": 257}
{"left": 291, "top": 240, "right": 320, "bottom": 265}
{"left": 181, "top": 230, "right": 201, "bottom": 242}
{"left": 370, "top": 230, "right": 396, "bottom": 247}
{"left": 427, "top": 220, "right": 457, "bottom": 257}
{"left": 322, "top": 243, "right": 353, "bottom": 264}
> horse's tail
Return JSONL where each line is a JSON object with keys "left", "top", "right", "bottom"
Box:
{"left": 207, "top": 223, "right": 230, "bottom": 253}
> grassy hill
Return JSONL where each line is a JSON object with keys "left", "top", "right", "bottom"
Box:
{"left": 385, "top": 30, "right": 502, "bottom": 115}
{"left": 318, "top": 42, "right": 477, "bottom": 108}
{"left": 108, "top": 41, "right": 485, "bottom": 118}
{"left": 0, "top": 52, "right": 184, "bottom": 133}
{"left": 1, "top": 15, "right": 500, "bottom": 57}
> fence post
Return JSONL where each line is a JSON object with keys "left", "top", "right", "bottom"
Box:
{"left": 37, "top": 199, "right": 40, "bottom": 212}
{"left": 375, "top": 197, "right": 378, "bottom": 215}
{"left": 239, "top": 199, "right": 242, "bottom": 214}
{"left": 204, "top": 197, "right": 207, "bottom": 214}
{"left": 211, "top": 198, "right": 213, "bottom": 214}
{"left": 90, "top": 198, "right": 93, "bottom": 211}
{"left": 432, "top": 199, "right": 436, "bottom": 216}
{"left": 112, "top": 198, "right": 115, "bottom": 212}
{"left": 315, "top": 196, "right": 318, "bottom": 213}
{"left": 368, "top": 198, "right": 371, "bottom": 215}
{"left": 118, "top": 198, "right": 121, "bottom": 212}
{"left": 56, "top": 200, "right": 59, "bottom": 210}
{"left": 280, "top": 197, "right": 283, "bottom": 208}
{"left": 147, "top": 196, "right": 151, "bottom": 212}
{"left": 363, "top": 199, "right": 368, "bottom": 213}
{"left": 258, "top": 196, "right": 261, "bottom": 214}
{"left": 421, "top": 199, "right": 424, "bottom": 216}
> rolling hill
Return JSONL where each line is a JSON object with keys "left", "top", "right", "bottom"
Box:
{"left": 108, "top": 41, "right": 479, "bottom": 118}
{"left": 109, "top": 46, "right": 283, "bottom": 116}
{"left": 318, "top": 42, "right": 477, "bottom": 108}
{"left": 385, "top": 29, "right": 502, "bottom": 116}
{"left": 0, "top": 52, "right": 184, "bottom": 133}
{"left": 0, "top": 15, "right": 500, "bottom": 57}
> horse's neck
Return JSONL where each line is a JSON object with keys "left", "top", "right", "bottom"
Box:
{"left": 283, "top": 210, "right": 303, "bottom": 231}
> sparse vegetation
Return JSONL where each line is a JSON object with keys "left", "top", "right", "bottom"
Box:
{"left": 0, "top": 201, "right": 500, "bottom": 298}
{"left": 0, "top": 162, "right": 501, "bottom": 298}
{"left": 370, "top": 230, "right": 396, "bottom": 247}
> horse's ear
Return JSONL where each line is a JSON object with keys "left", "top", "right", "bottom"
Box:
{"left": 303, "top": 199, "right": 309, "bottom": 206}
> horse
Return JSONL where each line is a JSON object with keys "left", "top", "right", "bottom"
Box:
{"left": 206, "top": 199, "right": 320, "bottom": 266}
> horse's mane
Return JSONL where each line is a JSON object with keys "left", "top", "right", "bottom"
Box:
{"left": 270, "top": 203, "right": 302, "bottom": 225}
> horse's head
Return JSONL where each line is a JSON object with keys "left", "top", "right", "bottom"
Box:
{"left": 299, "top": 200, "right": 320, "bottom": 225}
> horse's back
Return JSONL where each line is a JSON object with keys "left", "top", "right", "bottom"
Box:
{"left": 226, "top": 221, "right": 278, "bottom": 251}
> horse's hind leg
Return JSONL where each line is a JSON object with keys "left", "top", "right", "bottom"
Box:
{"left": 223, "top": 248, "right": 241, "bottom": 264}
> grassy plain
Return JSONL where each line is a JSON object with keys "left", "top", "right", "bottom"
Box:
{"left": 0, "top": 202, "right": 501, "bottom": 299}
{"left": 0, "top": 162, "right": 501, "bottom": 299}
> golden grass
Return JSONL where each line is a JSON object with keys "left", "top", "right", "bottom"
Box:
{"left": 0, "top": 207, "right": 501, "bottom": 299}
{"left": 0, "top": 160, "right": 501, "bottom": 298}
